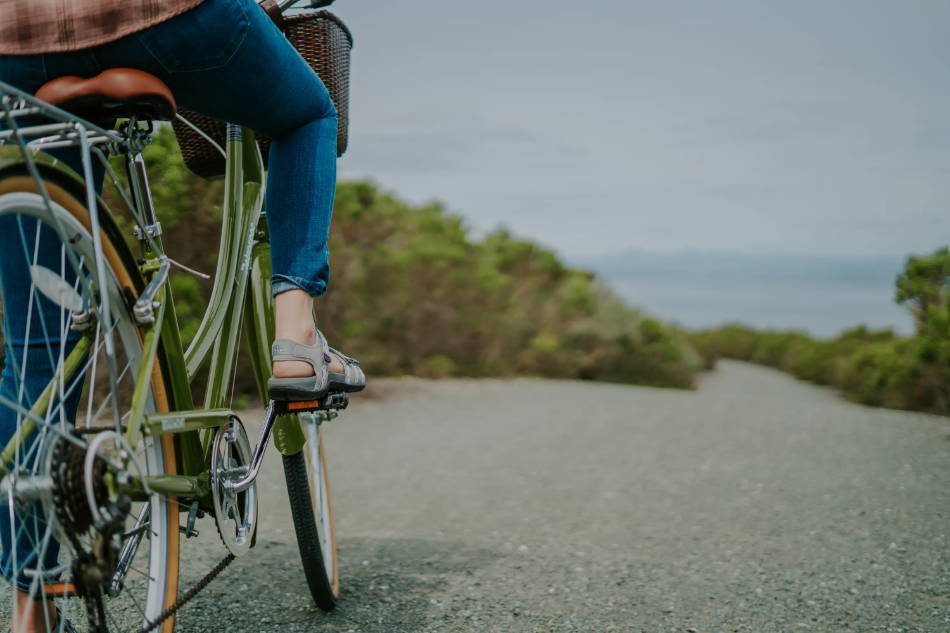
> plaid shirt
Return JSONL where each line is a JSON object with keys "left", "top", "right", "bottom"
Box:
{"left": 0, "top": 0, "right": 205, "bottom": 54}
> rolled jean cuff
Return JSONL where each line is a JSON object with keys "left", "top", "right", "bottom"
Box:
{"left": 271, "top": 275, "right": 326, "bottom": 298}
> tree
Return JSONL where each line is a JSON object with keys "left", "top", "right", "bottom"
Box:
{"left": 896, "top": 247, "right": 950, "bottom": 328}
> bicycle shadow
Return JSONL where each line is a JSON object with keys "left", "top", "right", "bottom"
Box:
{"left": 176, "top": 536, "right": 502, "bottom": 633}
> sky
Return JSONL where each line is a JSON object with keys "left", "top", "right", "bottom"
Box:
{"left": 336, "top": 0, "right": 950, "bottom": 262}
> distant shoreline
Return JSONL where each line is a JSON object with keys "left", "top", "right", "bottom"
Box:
{"left": 577, "top": 250, "right": 914, "bottom": 337}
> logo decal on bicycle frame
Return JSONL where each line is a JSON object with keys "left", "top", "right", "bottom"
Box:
{"left": 241, "top": 217, "right": 256, "bottom": 272}
{"left": 161, "top": 417, "right": 186, "bottom": 432}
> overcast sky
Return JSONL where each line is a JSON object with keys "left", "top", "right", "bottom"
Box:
{"left": 336, "top": 0, "right": 950, "bottom": 262}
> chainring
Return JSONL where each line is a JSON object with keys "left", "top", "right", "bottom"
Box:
{"left": 210, "top": 417, "right": 258, "bottom": 556}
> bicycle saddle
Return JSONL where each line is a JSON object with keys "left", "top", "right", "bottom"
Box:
{"left": 35, "top": 68, "right": 176, "bottom": 124}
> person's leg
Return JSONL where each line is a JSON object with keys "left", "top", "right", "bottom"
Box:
{"left": 97, "top": 0, "right": 342, "bottom": 378}
{"left": 0, "top": 51, "right": 107, "bottom": 187}
{"left": 11, "top": 592, "right": 56, "bottom": 633}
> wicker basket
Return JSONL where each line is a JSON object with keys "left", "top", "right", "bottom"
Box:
{"left": 172, "top": 10, "right": 352, "bottom": 180}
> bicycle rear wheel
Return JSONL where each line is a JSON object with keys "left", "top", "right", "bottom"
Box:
{"left": 0, "top": 171, "right": 180, "bottom": 632}
{"left": 282, "top": 412, "right": 338, "bottom": 611}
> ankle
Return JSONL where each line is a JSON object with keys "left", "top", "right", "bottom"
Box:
{"left": 275, "top": 325, "right": 317, "bottom": 346}
{"left": 273, "top": 289, "right": 316, "bottom": 345}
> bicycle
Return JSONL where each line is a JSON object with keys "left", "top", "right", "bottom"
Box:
{"left": 0, "top": 2, "right": 347, "bottom": 631}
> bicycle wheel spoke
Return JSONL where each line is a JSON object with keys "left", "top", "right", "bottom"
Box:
{"left": 124, "top": 586, "right": 149, "bottom": 623}
{"left": 0, "top": 170, "right": 180, "bottom": 632}
{"left": 0, "top": 325, "right": 130, "bottom": 471}
{"left": 125, "top": 564, "right": 155, "bottom": 583}
{"left": 83, "top": 321, "right": 102, "bottom": 429}
{"left": 104, "top": 597, "right": 125, "bottom": 633}
{"left": 87, "top": 355, "right": 134, "bottom": 426}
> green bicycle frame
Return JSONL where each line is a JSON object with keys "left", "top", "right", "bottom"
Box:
{"left": 0, "top": 124, "right": 306, "bottom": 503}
{"left": 142, "top": 125, "right": 306, "bottom": 497}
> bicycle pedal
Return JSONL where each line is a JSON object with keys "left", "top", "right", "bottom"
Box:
{"left": 274, "top": 392, "right": 349, "bottom": 414}
{"left": 36, "top": 582, "right": 77, "bottom": 599}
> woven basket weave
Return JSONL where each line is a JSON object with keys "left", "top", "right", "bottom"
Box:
{"left": 172, "top": 10, "right": 352, "bottom": 180}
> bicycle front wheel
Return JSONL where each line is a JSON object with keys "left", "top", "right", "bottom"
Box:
{"left": 0, "top": 171, "right": 180, "bottom": 632}
{"left": 282, "top": 412, "right": 338, "bottom": 611}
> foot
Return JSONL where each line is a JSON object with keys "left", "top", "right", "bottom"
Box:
{"left": 272, "top": 289, "right": 342, "bottom": 379}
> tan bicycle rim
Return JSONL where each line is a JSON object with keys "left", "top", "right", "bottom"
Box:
{"left": 0, "top": 175, "right": 180, "bottom": 633}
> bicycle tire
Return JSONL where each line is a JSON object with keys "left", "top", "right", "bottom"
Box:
{"left": 0, "top": 170, "right": 181, "bottom": 633}
{"left": 282, "top": 423, "right": 338, "bottom": 611}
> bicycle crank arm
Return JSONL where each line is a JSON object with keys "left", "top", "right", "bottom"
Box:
{"left": 222, "top": 403, "right": 277, "bottom": 493}
{"left": 222, "top": 395, "right": 347, "bottom": 492}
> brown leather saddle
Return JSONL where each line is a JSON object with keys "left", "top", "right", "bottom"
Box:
{"left": 34, "top": 68, "right": 176, "bottom": 125}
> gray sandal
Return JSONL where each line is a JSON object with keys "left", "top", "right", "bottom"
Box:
{"left": 268, "top": 331, "right": 365, "bottom": 401}
{"left": 327, "top": 347, "right": 366, "bottom": 393}
{"left": 268, "top": 330, "right": 332, "bottom": 401}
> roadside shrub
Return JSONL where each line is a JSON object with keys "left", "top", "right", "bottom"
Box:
{"left": 691, "top": 246, "right": 949, "bottom": 416}
{"left": 86, "top": 127, "right": 704, "bottom": 392}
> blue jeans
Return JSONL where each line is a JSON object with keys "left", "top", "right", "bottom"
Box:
{"left": 0, "top": 0, "right": 337, "bottom": 297}
{"left": 0, "top": 0, "right": 337, "bottom": 589}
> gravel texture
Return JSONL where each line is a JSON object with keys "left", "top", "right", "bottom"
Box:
{"left": 171, "top": 360, "right": 950, "bottom": 633}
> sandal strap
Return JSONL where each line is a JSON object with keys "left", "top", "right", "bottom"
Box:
{"left": 271, "top": 330, "right": 329, "bottom": 374}
{"left": 327, "top": 346, "right": 360, "bottom": 366}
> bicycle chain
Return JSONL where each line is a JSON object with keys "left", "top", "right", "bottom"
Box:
{"left": 134, "top": 553, "right": 236, "bottom": 633}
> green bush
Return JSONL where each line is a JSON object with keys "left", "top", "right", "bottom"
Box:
{"left": 691, "top": 247, "right": 950, "bottom": 415}
{"left": 91, "top": 127, "right": 703, "bottom": 392}
{"left": 318, "top": 182, "right": 702, "bottom": 387}
{"left": 839, "top": 339, "right": 916, "bottom": 409}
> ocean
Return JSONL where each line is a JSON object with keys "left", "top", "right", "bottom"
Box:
{"left": 582, "top": 252, "right": 916, "bottom": 338}
{"left": 606, "top": 277, "right": 914, "bottom": 338}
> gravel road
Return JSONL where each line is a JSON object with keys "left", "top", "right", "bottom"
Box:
{"left": 174, "top": 360, "right": 950, "bottom": 633}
